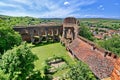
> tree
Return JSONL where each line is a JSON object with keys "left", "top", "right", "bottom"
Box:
{"left": 97, "top": 35, "right": 120, "bottom": 56}
{"left": 62, "top": 61, "right": 96, "bottom": 80}
{"left": 27, "top": 70, "right": 42, "bottom": 80}
{"left": 0, "top": 70, "right": 9, "bottom": 80}
{"left": 1, "top": 42, "right": 40, "bottom": 80}
{"left": 79, "top": 24, "right": 94, "bottom": 41}
{"left": 0, "top": 22, "right": 22, "bottom": 54}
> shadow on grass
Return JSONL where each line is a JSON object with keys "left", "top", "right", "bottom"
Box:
{"left": 31, "top": 41, "right": 60, "bottom": 48}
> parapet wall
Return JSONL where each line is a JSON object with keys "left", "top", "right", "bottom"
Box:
{"left": 77, "top": 35, "right": 118, "bottom": 60}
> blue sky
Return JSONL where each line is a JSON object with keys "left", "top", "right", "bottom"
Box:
{"left": 0, "top": 0, "right": 120, "bottom": 18}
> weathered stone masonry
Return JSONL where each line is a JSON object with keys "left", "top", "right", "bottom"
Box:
{"left": 14, "top": 23, "right": 62, "bottom": 43}
{"left": 61, "top": 17, "right": 79, "bottom": 46}
{"left": 13, "top": 17, "right": 120, "bottom": 80}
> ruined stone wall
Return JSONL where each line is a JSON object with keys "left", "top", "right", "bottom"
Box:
{"left": 13, "top": 27, "right": 31, "bottom": 42}
{"left": 13, "top": 25, "right": 62, "bottom": 43}
{"left": 14, "top": 17, "right": 79, "bottom": 44}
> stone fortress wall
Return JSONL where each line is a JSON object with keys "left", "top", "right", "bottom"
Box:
{"left": 14, "top": 23, "right": 63, "bottom": 43}
{"left": 13, "top": 17, "right": 120, "bottom": 80}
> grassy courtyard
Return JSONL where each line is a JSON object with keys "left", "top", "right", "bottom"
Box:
{"left": 31, "top": 42, "right": 75, "bottom": 71}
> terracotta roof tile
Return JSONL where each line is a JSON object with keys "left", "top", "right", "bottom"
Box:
{"left": 68, "top": 36, "right": 115, "bottom": 79}
{"left": 111, "top": 58, "right": 120, "bottom": 80}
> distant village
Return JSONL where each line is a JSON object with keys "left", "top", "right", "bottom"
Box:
{"left": 90, "top": 26, "right": 120, "bottom": 40}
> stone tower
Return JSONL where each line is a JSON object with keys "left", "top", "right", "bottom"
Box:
{"left": 61, "top": 17, "right": 79, "bottom": 46}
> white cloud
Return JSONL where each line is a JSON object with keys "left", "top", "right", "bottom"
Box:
{"left": 0, "top": 10, "right": 39, "bottom": 17}
{"left": 64, "top": 1, "right": 70, "bottom": 5}
{"left": 97, "top": 5, "right": 104, "bottom": 10}
{"left": 99, "top": 5, "right": 103, "bottom": 8}
{"left": 0, "top": 2, "right": 16, "bottom": 7}
{"left": 0, "top": 1, "right": 26, "bottom": 11}
{"left": 13, "top": 0, "right": 29, "bottom": 4}
{"left": 0, "top": 0, "right": 97, "bottom": 18}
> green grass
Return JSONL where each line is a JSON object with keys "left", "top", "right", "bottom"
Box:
{"left": 53, "top": 68, "right": 69, "bottom": 77}
{"left": 31, "top": 42, "right": 75, "bottom": 71}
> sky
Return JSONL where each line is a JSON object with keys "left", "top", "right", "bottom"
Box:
{"left": 0, "top": 0, "right": 120, "bottom": 18}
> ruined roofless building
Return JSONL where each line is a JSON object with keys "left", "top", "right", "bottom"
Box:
{"left": 13, "top": 17, "right": 79, "bottom": 44}
{"left": 14, "top": 22, "right": 63, "bottom": 43}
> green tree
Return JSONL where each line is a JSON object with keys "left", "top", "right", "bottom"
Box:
{"left": 63, "top": 61, "right": 96, "bottom": 80}
{"left": 0, "top": 26, "right": 22, "bottom": 54}
{"left": 97, "top": 35, "right": 120, "bottom": 56}
{"left": 1, "top": 42, "right": 40, "bottom": 80}
{"left": 0, "top": 70, "right": 9, "bottom": 80}
{"left": 79, "top": 24, "right": 94, "bottom": 41}
{"left": 27, "top": 70, "right": 42, "bottom": 80}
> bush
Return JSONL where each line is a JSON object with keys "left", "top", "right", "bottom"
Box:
{"left": 0, "top": 27, "right": 22, "bottom": 54}
{"left": 79, "top": 24, "right": 94, "bottom": 41}
{"left": 62, "top": 61, "right": 96, "bottom": 80}
{"left": 97, "top": 35, "right": 120, "bottom": 56}
{"left": 1, "top": 42, "right": 39, "bottom": 80}
{"left": 27, "top": 70, "right": 42, "bottom": 80}
{"left": 0, "top": 70, "right": 9, "bottom": 80}
{"left": 44, "top": 74, "right": 53, "bottom": 80}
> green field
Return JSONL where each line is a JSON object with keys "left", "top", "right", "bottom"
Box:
{"left": 31, "top": 42, "right": 75, "bottom": 71}
{"left": 78, "top": 18, "right": 120, "bottom": 30}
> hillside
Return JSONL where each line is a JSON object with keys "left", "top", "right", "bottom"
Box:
{"left": 1, "top": 15, "right": 120, "bottom": 29}
{"left": 78, "top": 18, "right": 120, "bottom": 30}
{"left": 0, "top": 15, "right": 64, "bottom": 27}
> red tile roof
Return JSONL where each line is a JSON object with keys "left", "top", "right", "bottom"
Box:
{"left": 94, "top": 34, "right": 104, "bottom": 39}
{"left": 68, "top": 36, "right": 116, "bottom": 79}
{"left": 111, "top": 58, "right": 120, "bottom": 80}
